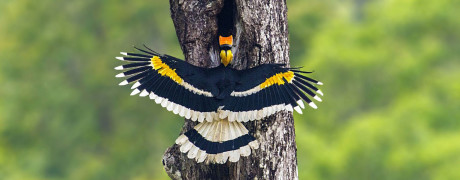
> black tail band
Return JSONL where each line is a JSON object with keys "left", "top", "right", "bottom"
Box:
{"left": 184, "top": 129, "right": 255, "bottom": 154}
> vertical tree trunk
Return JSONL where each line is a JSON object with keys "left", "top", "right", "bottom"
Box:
{"left": 162, "top": 0, "right": 297, "bottom": 179}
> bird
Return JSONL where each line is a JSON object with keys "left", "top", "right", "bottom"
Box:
{"left": 115, "top": 35, "right": 323, "bottom": 164}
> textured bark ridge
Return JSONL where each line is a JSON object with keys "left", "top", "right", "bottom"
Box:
{"left": 163, "top": 0, "right": 298, "bottom": 179}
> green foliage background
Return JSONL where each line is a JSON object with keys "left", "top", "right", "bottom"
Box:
{"left": 1, "top": 0, "right": 459, "bottom": 179}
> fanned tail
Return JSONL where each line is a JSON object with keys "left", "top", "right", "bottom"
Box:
{"left": 175, "top": 118, "right": 259, "bottom": 164}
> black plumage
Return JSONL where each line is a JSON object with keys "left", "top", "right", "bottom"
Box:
{"left": 116, "top": 42, "right": 323, "bottom": 163}
{"left": 116, "top": 46, "right": 322, "bottom": 117}
{"left": 184, "top": 129, "right": 255, "bottom": 154}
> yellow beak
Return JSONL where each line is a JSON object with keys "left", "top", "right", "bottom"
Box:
{"left": 220, "top": 50, "right": 233, "bottom": 66}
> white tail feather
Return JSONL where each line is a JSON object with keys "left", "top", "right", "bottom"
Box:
{"left": 175, "top": 118, "right": 258, "bottom": 164}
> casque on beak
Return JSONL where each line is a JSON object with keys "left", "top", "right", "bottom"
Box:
{"left": 219, "top": 35, "right": 233, "bottom": 66}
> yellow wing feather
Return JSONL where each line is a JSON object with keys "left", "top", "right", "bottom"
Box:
{"left": 151, "top": 56, "right": 183, "bottom": 84}
{"left": 260, "top": 71, "right": 294, "bottom": 89}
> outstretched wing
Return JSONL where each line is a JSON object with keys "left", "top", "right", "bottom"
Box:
{"left": 115, "top": 46, "right": 219, "bottom": 122}
{"left": 219, "top": 64, "right": 324, "bottom": 122}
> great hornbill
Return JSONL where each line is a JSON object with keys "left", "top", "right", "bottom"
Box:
{"left": 115, "top": 36, "right": 323, "bottom": 164}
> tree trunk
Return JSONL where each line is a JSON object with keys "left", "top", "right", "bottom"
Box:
{"left": 162, "top": 0, "right": 297, "bottom": 179}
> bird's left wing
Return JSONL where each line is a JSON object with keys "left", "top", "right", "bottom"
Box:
{"left": 115, "top": 46, "right": 219, "bottom": 122}
{"left": 219, "top": 64, "right": 324, "bottom": 122}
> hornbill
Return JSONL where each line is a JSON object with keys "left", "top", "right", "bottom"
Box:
{"left": 115, "top": 36, "right": 323, "bottom": 164}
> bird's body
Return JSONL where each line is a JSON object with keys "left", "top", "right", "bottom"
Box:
{"left": 185, "top": 64, "right": 235, "bottom": 100}
{"left": 115, "top": 36, "right": 323, "bottom": 163}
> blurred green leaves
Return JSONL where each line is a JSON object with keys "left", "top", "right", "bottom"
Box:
{"left": 290, "top": 0, "right": 460, "bottom": 179}
{"left": 0, "top": 0, "right": 459, "bottom": 179}
{"left": 0, "top": 0, "right": 180, "bottom": 179}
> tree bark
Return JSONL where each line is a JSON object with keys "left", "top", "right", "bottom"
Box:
{"left": 163, "top": 0, "right": 297, "bottom": 179}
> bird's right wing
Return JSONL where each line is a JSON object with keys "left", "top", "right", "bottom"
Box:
{"left": 115, "top": 46, "right": 219, "bottom": 122}
{"left": 219, "top": 64, "right": 324, "bottom": 122}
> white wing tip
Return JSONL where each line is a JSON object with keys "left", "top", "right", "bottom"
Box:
{"left": 114, "top": 65, "right": 123, "bottom": 70}
{"left": 309, "top": 102, "right": 318, "bottom": 109}
{"left": 116, "top": 56, "right": 124, "bottom": 61}
{"left": 149, "top": 92, "right": 157, "bottom": 100}
{"left": 139, "top": 90, "right": 149, "bottom": 97}
{"left": 131, "top": 82, "right": 141, "bottom": 89}
{"left": 294, "top": 106, "right": 303, "bottom": 114}
{"left": 119, "top": 80, "right": 128, "bottom": 86}
{"left": 297, "top": 100, "right": 305, "bottom": 109}
{"left": 317, "top": 90, "right": 324, "bottom": 96}
{"left": 313, "top": 95, "right": 322, "bottom": 102}
{"left": 286, "top": 105, "right": 294, "bottom": 112}
{"left": 317, "top": 81, "right": 323, "bottom": 85}
{"left": 130, "top": 89, "right": 140, "bottom": 96}
{"left": 120, "top": 52, "right": 128, "bottom": 56}
{"left": 115, "top": 73, "right": 125, "bottom": 78}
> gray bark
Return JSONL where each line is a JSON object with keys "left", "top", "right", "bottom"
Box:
{"left": 163, "top": 0, "right": 297, "bottom": 179}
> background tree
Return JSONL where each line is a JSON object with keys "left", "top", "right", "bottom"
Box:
{"left": 162, "top": 0, "right": 298, "bottom": 179}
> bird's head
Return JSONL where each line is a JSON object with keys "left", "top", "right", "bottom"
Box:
{"left": 219, "top": 35, "right": 233, "bottom": 66}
